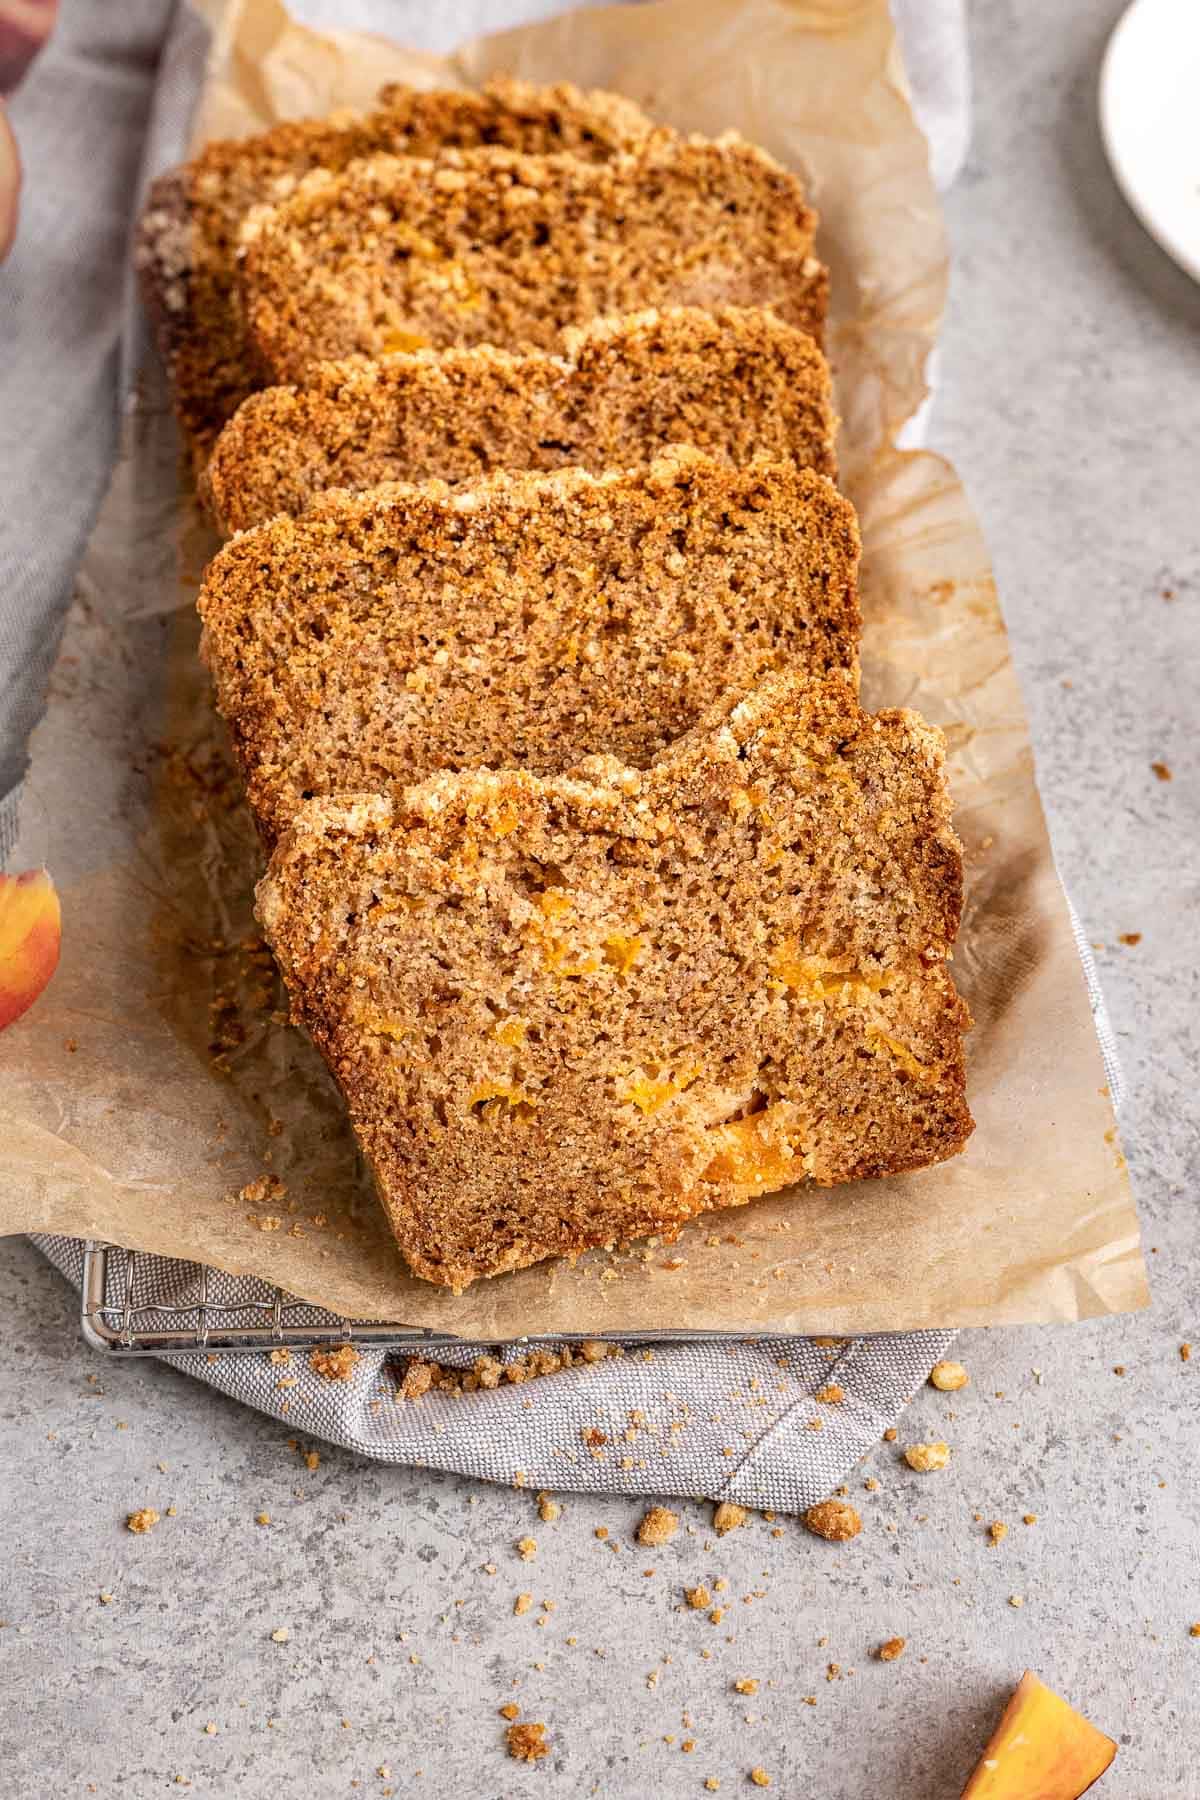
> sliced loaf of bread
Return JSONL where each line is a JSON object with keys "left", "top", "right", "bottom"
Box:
{"left": 135, "top": 78, "right": 655, "bottom": 473}
{"left": 237, "top": 133, "right": 828, "bottom": 385}
{"left": 197, "top": 450, "right": 860, "bottom": 846}
{"left": 203, "top": 306, "right": 837, "bottom": 533}
{"left": 256, "top": 673, "right": 973, "bottom": 1289}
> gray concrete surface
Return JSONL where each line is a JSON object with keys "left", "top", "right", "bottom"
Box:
{"left": 3, "top": 1, "right": 1198, "bottom": 1794}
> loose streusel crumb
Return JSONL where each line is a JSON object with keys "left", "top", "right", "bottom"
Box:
{"left": 713, "top": 1502, "right": 747, "bottom": 1536}
{"left": 637, "top": 1506, "right": 679, "bottom": 1547}
{"left": 517, "top": 1537, "right": 538, "bottom": 1561}
{"left": 883, "top": 1428, "right": 898, "bottom": 1443}
{"left": 399, "top": 1359, "right": 436, "bottom": 1401}
{"left": 506, "top": 1721, "right": 549, "bottom": 1762}
{"left": 1189, "top": 1624, "right": 1200, "bottom": 1638}
{"left": 309, "top": 1344, "right": 361, "bottom": 1381}
{"left": 514, "top": 1593, "right": 533, "bottom": 1616}
{"left": 304, "top": 1450, "right": 320, "bottom": 1472}
{"left": 499, "top": 1704, "right": 520, "bottom": 1720}
{"left": 988, "top": 1521, "right": 1008, "bottom": 1546}
{"left": 803, "top": 1500, "right": 862, "bottom": 1542}
{"left": 903, "top": 1442, "right": 951, "bottom": 1473}
{"left": 1023, "top": 1514, "right": 1037, "bottom": 1526}
{"left": 814, "top": 1384, "right": 845, "bottom": 1405}
{"left": 1152, "top": 761, "right": 1172, "bottom": 781}
{"left": 929, "top": 1360, "right": 969, "bottom": 1392}
{"left": 1180, "top": 1343, "right": 1192, "bottom": 1362}
{"left": 537, "top": 1493, "right": 560, "bottom": 1523}
{"left": 255, "top": 1512, "right": 271, "bottom": 1526}
{"left": 705, "top": 1780, "right": 721, "bottom": 1792}
{"left": 686, "top": 1585, "right": 712, "bottom": 1610}
{"left": 1008, "top": 1595, "right": 1024, "bottom": 1608}
{"left": 864, "top": 1477, "right": 880, "bottom": 1492}
{"left": 125, "top": 1509, "right": 160, "bottom": 1534}
{"left": 750, "top": 1768, "right": 771, "bottom": 1787}
{"left": 875, "top": 1637, "right": 906, "bottom": 1662}
{"left": 734, "top": 1677, "right": 759, "bottom": 1695}
{"left": 271, "top": 1627, "right": 290, "bottom": 1642}
{"left": 594, "top": 1527, "right": 608, "bottom": 1541}
{"left": 269, "top": 1347, "right": 291, "bottom": 1366}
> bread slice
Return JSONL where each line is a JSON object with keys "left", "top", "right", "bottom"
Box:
{"left": 198, "top": 450, "right": 860, "bottom": 847}
{"left": 135, "top": 78, "right": 655, "bottom": 474}
{"left": 237, "top": 133, "right": 828, "bottom": 386}
{"left": 203, "top": 306, "right": 837, "bottom": 534}
{"left": 256, "top": 673, "right": 973, "bottom": 1290}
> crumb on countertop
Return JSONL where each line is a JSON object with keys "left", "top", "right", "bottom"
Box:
{"left": 637, "top": 1506, "right": 679, "bottom": 1547}
{"left": 803, "top": 1499, "right": 862, "bottom": 1543}
{"left": 506, "top": 1721, "right": 549, "bottom": 1762}
{"left": 929, "top": 1360, "right": 969, "bottom": 1391}
{"left": 125, "top": 1508, "right": 160, "bottom": 1535}
{"left": 713, "top": 1502, "right": 747, "bottom": 1536}
{"left": 903, "top": 1442, "right": 951, "bottom": 1473}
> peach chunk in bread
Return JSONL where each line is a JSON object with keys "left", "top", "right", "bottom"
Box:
{"left": 256, "top": 673, "right": 973, "bottom": 1290}
{"left": 198, "top": 451, "right": 860, "bottom": 849}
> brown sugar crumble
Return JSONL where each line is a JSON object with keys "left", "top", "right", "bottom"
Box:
{"left": 903, "top": 1441, "right": 951, "bottom": 1473}
{"left": 498, "top": 1704, "right": 520, "bottom": 1721}
{"left": 506, "top": 1721, "right": 549, "bottom": 1763}
{"left": 928, "top": 1360, "right": 969, "bottom": 1392}
{"left": 309, "top": 1343, "right": 361, "bottom": 1381}
{"left": 875, "top": 1637, "right": 906, "bottom": 1662}
{"left": 988, "top": 1520, "right": 1008, "bottom": 1547}
{"left": 125, "top": 1508, "right": 160, "bottom": 1535}
{"left": 1151, "top": 761, "right": 1172, "bottom": 781}
{"left": 803, "top": 1499, "right": 862, "bottom": 1543}
{"left": 1190, "top": 1624, "right": 1200, "bottom": 1638}
{"left": 814, "top": 1383, "right": 845, "bottom": 1405}
{"left": 713, "top": 1502, "right": 747, "bottom": 1536}
{"left": 1023, "top": 1514, "right": 1038, "bottom": 1526}
{"left": 749, "top": 1768, "right": 772, "bottom": 1788}
{"left": 636, "top": 1506, "right": 680, "bottom": 1547}
{"left": 516, "top": 1537, "right": 538, "bottom": 1562}
{"left": 734, "top": 1677, "right": 759, "bottom": 1695}
{"left": 685, "top": 1584, "right": 712, "bottom": 1610}
{"left": 882, "top": 1427, "right": 898, "bottom": 1442}
{"left": 1181, "top": 1345, "right": 1192, "bottom": 1363}
{"left": 1117, "top": 933, "right": 1141, "bottom": 947}
{"left": 513, "top": 1593, "right": 533, "bottom": 1617}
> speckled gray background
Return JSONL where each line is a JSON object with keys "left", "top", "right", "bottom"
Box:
{"left": 3, "top": 0, "right": 1198, "bottom": 1794}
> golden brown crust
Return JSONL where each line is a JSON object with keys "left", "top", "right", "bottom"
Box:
{"left": 134, "top": 78, "right": 656, "bottom": 474}
{"left": 197, "top": 451, "right": 861, "bottom": 847}
{"left": 202, "top": 306, "right": 838, "bottom": 533}
{"left": 237, "top": 133, "right": 827, "bottom": 386}
{"left": 256, "top": 672, "right": 973, "bottom": 1291}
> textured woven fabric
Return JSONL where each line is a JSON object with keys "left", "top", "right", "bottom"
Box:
{"left": 32, "top": 1232, "right": 958, "bottom": 1510}
{"left": 8, "top": 0, "right": 1112, "bottom": 1509}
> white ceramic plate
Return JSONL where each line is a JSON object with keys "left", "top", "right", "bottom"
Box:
{"left": 1100, "top": 0, "right": 1200, "bottom": 284}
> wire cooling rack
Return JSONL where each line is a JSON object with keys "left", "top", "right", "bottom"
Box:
{"left": 79, "top": 1241, "right": 736, "bottom": 1357}
{"left": 80, "top": 1241, "right": 473, "bottom": 1357}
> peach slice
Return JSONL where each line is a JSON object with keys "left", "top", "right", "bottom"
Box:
{"left": 961, "top": 1670, "right": 1117, "bottom": 1799}
{"left": 0, "top": 868, "right": 61, "bottom": 1031}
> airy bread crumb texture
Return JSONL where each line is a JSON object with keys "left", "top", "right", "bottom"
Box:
{"left": 198, "top": 450, "right": 861, "bottom": 848}
{"left": 203, "top": 305, "right": 837, "bottom": 533}
{"left": 237, "top": 132, "right": 826, "bottom": 385}
{"left": 255, "top": 671, "right": 972, "bottom": 1290}
{"left": 135, "top": 77, "right": 656, "bottom": 472}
